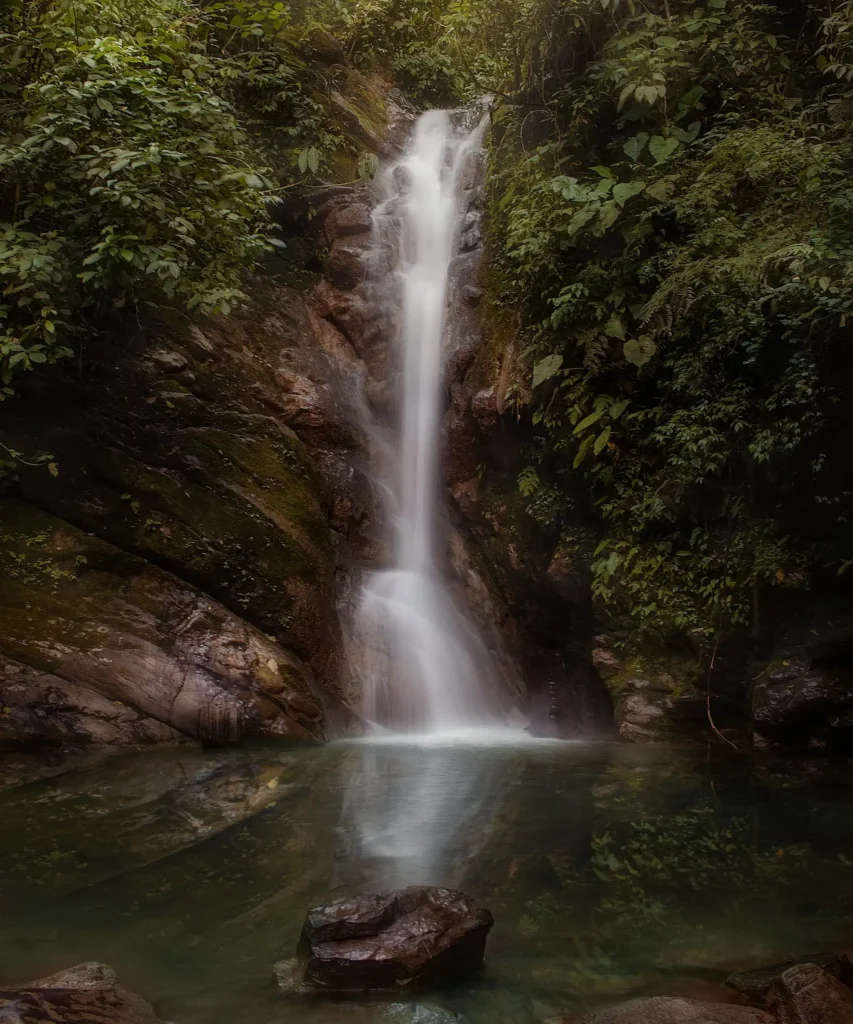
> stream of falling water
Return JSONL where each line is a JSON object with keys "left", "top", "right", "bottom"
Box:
{"left": 357, "top": 108, "right": 509, "bottom": 736}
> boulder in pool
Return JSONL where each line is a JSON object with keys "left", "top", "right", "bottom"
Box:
{"left": 278, "top": 885, "right": 494, "bottom": 992}
{"left": 0, "top": 962, "right": 166, "bottom": 1024}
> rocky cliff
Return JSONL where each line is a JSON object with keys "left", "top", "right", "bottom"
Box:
{"left": 0, "top": 74, "right": 410, "bottom": 752}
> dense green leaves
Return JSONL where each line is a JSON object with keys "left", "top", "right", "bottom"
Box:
{"left": 0, "top": 0, "right": 345, "bottom": 389}
{"left": 485, "top": 0, "right": 853, "bottom": 637}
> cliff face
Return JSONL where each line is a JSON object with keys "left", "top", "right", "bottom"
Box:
{"left": 0, "top": 74, "right": 408, "bottom": 752}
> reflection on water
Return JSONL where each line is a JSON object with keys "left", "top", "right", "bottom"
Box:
{"left": 333, "top": 737, "right": 523, "bottom": 891}
{"left": 1, "top": 741, "right": 853, "bottom": 1024}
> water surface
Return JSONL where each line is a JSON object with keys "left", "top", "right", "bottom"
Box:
{"left": 2, "top": 740, "right": 853, "bottom": 1023}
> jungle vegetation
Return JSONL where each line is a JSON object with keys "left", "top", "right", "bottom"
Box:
{"left": 3, "top": 0, "right": 853, "bottom": 640}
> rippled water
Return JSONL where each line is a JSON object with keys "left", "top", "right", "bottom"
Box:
{"left": 2, "top": 741, "right": 853, "bottom": 1023}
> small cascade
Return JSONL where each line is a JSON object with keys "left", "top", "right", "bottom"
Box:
{"left": 356, "top": 108, "right": 506, "bottom": 735}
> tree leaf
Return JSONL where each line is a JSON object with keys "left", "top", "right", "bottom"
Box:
{"left": 605, "top": 317, "right": 625, "bottom": 339}
{"left": 613, "top": 181, "right": 646, "bottom": 207}
{"left": 533, "top": 353, "right": 563, "bottom": 387}
{"left": 618, "top": 82, "right": 636, "bottom": 111}
{"left": 567, "top": 205, "right": 598, "bottom": 236}
{"left": 671, "top": 122, "right": 700, "bottom": 143}
{"left": 573, "top": 410, "right": 603, "bottom": 435}
{"left": 623, "top": 336, "right": 658, "bottom": 368}
{"left": 648, "top": 136, "right": 679, "bottom": 164}
{"left": 645, "top": 179, "right": 671, "bottom": 202}
{"left": 623, "top": 133, "right": 649, "bottom": 162}
{"left": 574, "top": 433, "right": 595, "bottom": 468}
{"left": 594, "top": 427, "right": 611, "bottom": 455}
{"left": 599, "top": 201, "right": 621, "bottom": 231}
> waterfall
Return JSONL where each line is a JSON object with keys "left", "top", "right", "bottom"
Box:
{"left": 357, "top": 108, "right": 504, "bottom": 736}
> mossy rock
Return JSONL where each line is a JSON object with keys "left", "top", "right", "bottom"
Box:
{"left": 0, "top": 499, "right": 325, "bottom": 747}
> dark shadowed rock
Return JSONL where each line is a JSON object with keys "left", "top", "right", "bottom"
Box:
{"left": 752, "top": 657, "right": 853, "bottom": 751}
{"left": 566, "top": 996, "right": 774, "bottom": 1024}
{"left": 766, "top": 963, "right": 853, "bottom": 1024}
{"left": 282, "top": 886, "right": 493, "bottom": 992}
{"left": 725, "top": 952, "right": 853, "bottom": 1001}
{"left": 1, "top": 962, "right": 165, "bottom": 1024}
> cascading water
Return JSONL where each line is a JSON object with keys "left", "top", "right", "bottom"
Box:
{"left": 357, "top": 108, "right": 504, "bottom": 735}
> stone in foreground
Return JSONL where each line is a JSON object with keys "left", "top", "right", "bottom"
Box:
{"left": 766, "top": 963, "right": 853, "bottom": 1024}
{"left": 725, "top": 952, "right": 853, "bottom": 1001}
{"left": 0, "top": 962, "right": 165, "bottom": 1024}
{"left": 281, "top": 886, "right": 493, "bottom": 992}
{"left": 569, "top": 997, "right": 773, "bottom": 1024}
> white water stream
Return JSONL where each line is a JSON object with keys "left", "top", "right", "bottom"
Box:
{"left": 357, "top": 109, "right": 507, "bottom": 735}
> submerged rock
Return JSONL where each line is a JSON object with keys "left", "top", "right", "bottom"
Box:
{"left": 725, "top": 952, "right": 853, "bottom": 1001}
{"left": 0, "top": 962, "right": 165, "bottom": 1024}
{"left": 567, "top": 996, "right": 773, "bottom": 1024}
{"left": 277, "top": 886, "right": 493, "bottom": 993}
{"left": 765, "top": 962, "right": 853, "bottom": 1024}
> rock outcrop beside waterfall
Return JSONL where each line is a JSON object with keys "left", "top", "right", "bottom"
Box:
{"left": 438, "top": 121, "right": 614, "bottom": 739}
{"left": 0, "top": 75, "right": 406, "bottom": 753}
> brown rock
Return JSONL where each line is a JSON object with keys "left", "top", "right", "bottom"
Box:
{"left": 752, "top": 658, "right": 853, "bottom": 752}
{"left": 287, "top": 886, "right": 494, "bottom": 992}
{"left": 0, "top": 653, "right": 184, "bottom": 750}
{"left": 546, "top": 549, "right": 589, "bottom": 603}
{"left": 471, "top": 388, "right": 498, "bottom": 432}
{"left": 324, "top": 203, "right": 373, "bottom": 243}
{"left": 0, "top": 500, "right": 324, "bottom": 746}
{"left": 766, "top": 963, "right": 853, "bottom": 1024}
{"left": 450, "top": 477, "right": 480, "bottom": 519}
{"left": 306, "top": 306, "right": 360, "bottom": 365}
{"left": 324, "top": 241, "right": 367, "bottom": 289}
{"left": 150, "top": 349, "right": 188, "bottom": 372}
{"left": 592, "top": 648, "right": 622, "bottom": 680}
{"left": 1, "top": 962, "right": 166, "bottom": 1024}
{"left": 726, "top": 953, "right": 853, "bottom": 1001}
{"left": 312, "top": 280, "right": 375, "bottom": 354}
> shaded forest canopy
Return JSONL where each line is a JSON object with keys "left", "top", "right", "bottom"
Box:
{"left": 3, "top": 0, "right": 853, "bottom": 643}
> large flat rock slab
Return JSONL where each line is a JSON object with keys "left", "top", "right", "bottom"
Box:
{"left": 0, "top": 500, "right": 323, "bottom": 746}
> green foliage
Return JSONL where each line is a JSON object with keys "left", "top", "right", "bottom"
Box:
{"left": 488, "top": 0, "right": 853, "bottom": 637}
{"left": 0, "top": 0, "right": 346, "bottom": 391}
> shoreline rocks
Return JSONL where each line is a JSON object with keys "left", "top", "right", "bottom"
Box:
{"left": 0, "top": 962, "right": 166, "bottom": 1024}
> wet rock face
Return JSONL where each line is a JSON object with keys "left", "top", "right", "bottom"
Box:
{"left": 283, "top": 886, "right": 494, "bottom": 992}
{"left": 0, "top": 500, "right": 324, "bottom": 746}
{"left": 1, "top": 962, "right": 166, "bottom": 1024}
{"left": 752, "top": 657, "right": 853, "bottom": 752}
{"left": 568, "top": 996, "right": 774, "bottom": 1024}
{"left": 0, "top": 270, "right": 386, "bottom": 744}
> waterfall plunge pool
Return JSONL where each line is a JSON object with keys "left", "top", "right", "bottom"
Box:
{"left": 2, "top": 740, "right": 853, "bottom": 1023}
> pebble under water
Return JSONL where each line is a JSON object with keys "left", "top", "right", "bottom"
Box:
{"left": 2, "top": 740, "right": 853, "bottom": 1023}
